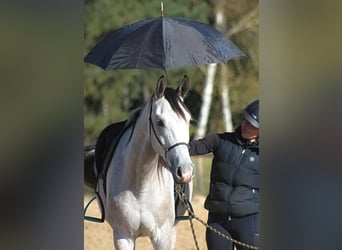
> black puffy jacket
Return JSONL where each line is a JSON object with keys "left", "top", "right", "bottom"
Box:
{"left": 189, "top": 127, "right": 259, "bottom": 217}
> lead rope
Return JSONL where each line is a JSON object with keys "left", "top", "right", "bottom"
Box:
{"left": 176, "top": 185, "right": 200, "bottom": 250}
{"left": 175, "top": 186, "right": 259, "bottom": 250}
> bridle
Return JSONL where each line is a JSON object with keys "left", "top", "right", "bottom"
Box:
{"left": 148, "top": 96, "right": 189, "bottom": 159}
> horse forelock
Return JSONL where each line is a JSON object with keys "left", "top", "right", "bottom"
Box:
{"left": 164, "top": 88, "right": 191, "bottom": 121}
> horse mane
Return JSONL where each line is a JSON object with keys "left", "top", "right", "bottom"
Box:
{"left": 126, "top": 107, "right": 142, "bottom": 125}
{"left": 124, "top": 107, "right": 142, "bottom": 144}
{"left": 164, "top": 88, "right": 191, "bottom": 120}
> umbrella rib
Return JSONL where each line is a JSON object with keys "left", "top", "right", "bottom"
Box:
{"left": 177, "top": 21, "right": 218, "bottom": 67}
{"left": 135, "top": 33, "right": 152, "bottom": 68}
{"left": 135, "top": 20, "right": 162, "bottom": 69}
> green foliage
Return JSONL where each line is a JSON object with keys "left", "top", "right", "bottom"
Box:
{"left": 84, "top": 0, "right": 259, "bottom": 143}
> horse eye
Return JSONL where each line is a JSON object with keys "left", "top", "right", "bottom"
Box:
{"left": 156, "top": 119, "right": 164, "bottom": 127}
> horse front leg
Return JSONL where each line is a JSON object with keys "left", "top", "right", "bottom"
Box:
{"left": 151, "top": 226, "right": 176, "bottom": 250}
{"left": 113, "top": 231, "right": 135, "bottom": 250}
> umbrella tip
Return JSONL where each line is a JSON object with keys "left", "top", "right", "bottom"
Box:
{"left": 160, "top": 2, "right": 164, "bottom": 17}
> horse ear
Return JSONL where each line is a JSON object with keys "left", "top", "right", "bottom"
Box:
{"left": 155, "top": 75, "right": 166, "bottom": 99}
{"left": 177, "top": 75, "right": 189, "bottom": 99}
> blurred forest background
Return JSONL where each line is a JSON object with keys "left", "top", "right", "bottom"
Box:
{"left": 84, "top": 0, "right": 259, "bottom": 194}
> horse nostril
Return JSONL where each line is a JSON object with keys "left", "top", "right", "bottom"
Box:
{"left": 175, "top": 166, "right": 193, "bottom": 184}
{"left": 177, "top": 167, "right": 182, "bottom": 178}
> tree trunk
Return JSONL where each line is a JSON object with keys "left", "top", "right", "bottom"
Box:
{"left": 220, "top": 64, "right": 234, "bottom": 132}
{"left": 216, "top": 9, "right": 234, "bottom": 132}
{"left": 193, "top": 5, "right": 259, "bottom": 193}
{"left": 194, "top": 63, "right": 217, "bottom": 140}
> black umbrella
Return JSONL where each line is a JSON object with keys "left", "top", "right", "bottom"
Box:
{"left": 84, "top": 16, "right": 246, "bottom": 71}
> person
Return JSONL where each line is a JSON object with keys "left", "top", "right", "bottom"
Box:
{"left": 189, "top": 100, "right": 259, "bottom": 250}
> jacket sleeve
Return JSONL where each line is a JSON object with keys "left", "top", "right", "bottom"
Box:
{"left": 188, "top": 134, "right": 220, "bottom": 156}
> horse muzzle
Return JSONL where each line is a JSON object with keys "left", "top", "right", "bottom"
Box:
{"left": 174, "top": 163, "right": 194, "bottom": 184}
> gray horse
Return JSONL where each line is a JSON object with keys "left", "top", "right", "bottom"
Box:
{"left": 85, "top": 75, "right": 194, "bottom": 250}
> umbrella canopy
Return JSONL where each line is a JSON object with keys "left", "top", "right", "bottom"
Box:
{"left": 84, "top": 16, "right": 246, "bottom": 71}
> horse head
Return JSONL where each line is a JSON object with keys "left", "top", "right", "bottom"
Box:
{"left": 149, "top": 75, "right": 194, "bottom": 184}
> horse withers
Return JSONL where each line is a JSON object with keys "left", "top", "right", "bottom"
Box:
{"left": 85, "top": 75, "right": 194, "bottom": 250}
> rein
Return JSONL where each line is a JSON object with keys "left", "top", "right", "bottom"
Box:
{"left": 148, "top": 96, "right": 189, "bottom": 159}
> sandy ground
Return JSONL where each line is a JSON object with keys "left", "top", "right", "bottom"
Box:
{"left": 84, "top": 195, "right": 209, "bottom": 250}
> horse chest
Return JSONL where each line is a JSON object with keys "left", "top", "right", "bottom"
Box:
{"left": 108, "top": 193, "right": 170, "bottom": 237}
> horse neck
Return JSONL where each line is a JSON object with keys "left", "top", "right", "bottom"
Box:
{"left": 115, "top": 99, "right": 173, "bottom": 196}
{"left": 126, "top": 101, "right": 160, "bottom": 178}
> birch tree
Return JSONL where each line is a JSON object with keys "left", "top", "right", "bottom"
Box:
{"left": 194, "top": 5, "right": 259, "bottom": 139}
{"left": 193, "top": 3, "right": 258, "bottom": 193}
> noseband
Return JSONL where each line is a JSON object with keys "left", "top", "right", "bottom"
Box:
{"left": 148, "top": 97, "right": 189, "bottom": 159}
